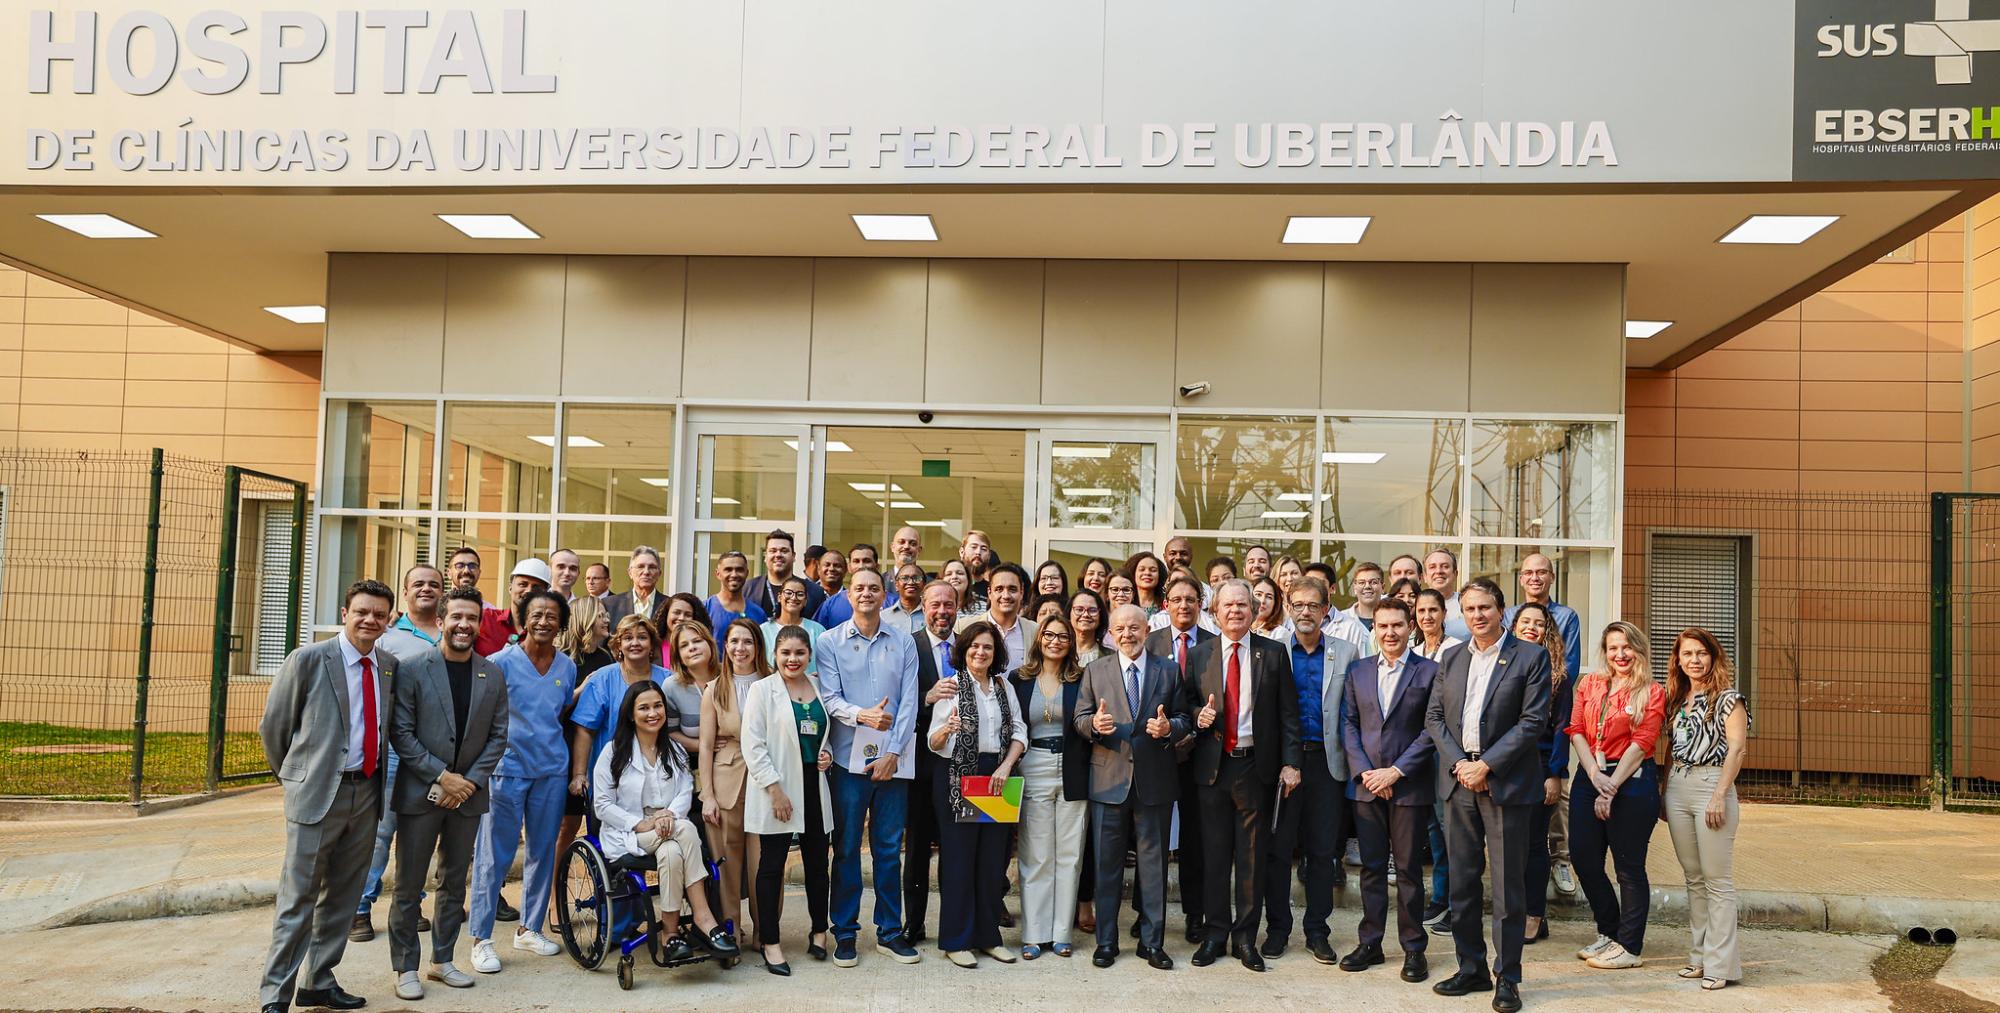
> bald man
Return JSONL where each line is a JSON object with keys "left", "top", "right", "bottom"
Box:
{"left": 1502, "top": 555, "right": 1580, "bottom": 677}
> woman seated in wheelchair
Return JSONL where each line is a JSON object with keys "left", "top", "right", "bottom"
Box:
{"left": 593, "top": 680, "right": 743, "bottom": 963}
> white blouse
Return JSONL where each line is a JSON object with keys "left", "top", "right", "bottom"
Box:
{"left": 928, "top": 674, "right": 1028, "bottom": 757}
{"left": 592, "top": 738, "right": 694, "bottom": 858}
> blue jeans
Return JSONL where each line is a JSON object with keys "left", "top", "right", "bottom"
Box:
{"left": 470, "top": 773, "right": 567, "bottom": 938}
{"left": 1428, "top": 808, "right": 1449, "bottom": 910}
{"left": 828, "top": 764, "right": 909, "bottom": 942}
{"left": 359, "top": 750, "right": 421, "bottom": 915}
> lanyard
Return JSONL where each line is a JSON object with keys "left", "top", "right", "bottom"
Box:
{"left": 1591, "top": 676, "right": 1617, "bottom": 768}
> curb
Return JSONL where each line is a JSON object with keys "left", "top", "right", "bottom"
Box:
{"left": 0, "top": 783, "right": 276, "bottom": 822}
{"left": 35, "top": 875, "right": 278, "bottom": 931}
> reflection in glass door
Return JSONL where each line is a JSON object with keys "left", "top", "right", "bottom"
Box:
{"left": 1030, "top": 431, "right": 1167, "bottom": 580}
{"left": 677, "top": 423, "right": 811, "bottom": 597}
{"left": 818, "top": 427, "right": 1028, "bottom": 574}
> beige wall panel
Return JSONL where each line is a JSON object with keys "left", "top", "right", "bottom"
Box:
{"left": 1322, "top": 263, "right": 1471, "bottom": 412}
{"left": 925, "top": 260, "right": 1044, "bottom": 405}
{"left": 20, "top": 350, "right": 123, "bottom": 380}
{"left": 1470, "top": 264, "right": 1622, "bottom": 414}
{"left": 24, "top": 298, "right": 127, "bottom": 327}
{"left": 560, "top": 256, "right": 686, "bottom": 399}
{"left": 19, "top": 404, "right": 121, "bottom": 433}
{"left": 811, "top": 259, "right": 928, "bottom": 402}
{"left": 0, "top": 265, "right": 23, "bottom": 296}
{"left": 1176, "top": 261, "right": 1320, "bottom": 410}
{"left": 1041, "top": 260, "right": 1176, "bottom": 407}
{"left": 325, "top": 254, "right": 445, "bottom": 395}
{"left": 125, "top": 379, "right": 224, "bottom": 408}
{"left": 24, "top": 324, "right": 126, "bottom": 353}
{"left": 123, "top": 407, "right": 226, "bottom": 435}
{"left": 0, "top": 299, "right": 21, "bottom": 324}
{"left": 441, "top": 255, "right": 567, "bottom": 397}
{"left": 23, "top": 378, "right": 126, "bottom": 406}
{"left": 684, "top": 257, "right": 813, "bottom": 401}
{"left": 227, "top": 381, "right": 320, "bottom": 411}
{"left": 126, "top": 352, "right": 229, "bottom": 382}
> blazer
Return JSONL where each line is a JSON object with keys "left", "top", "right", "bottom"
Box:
{"left": 390, "top": 648, "right": 510, "bottom": 817}
{"left": 604, "top": 589, "right": 669, "bottom": 636}
{"left": 746, "top": 573, "right": 826, "bottom": 625}
{"left": 1184, "top": 633, "right": 1302, "bottom": 786}
{"left": 699, "top": 678, "right": 751, "bottom": 810}
{"left": 911, "top": 628, "right": 953, "bottom": 780}
{"left": 1341, "top": 653, "right": 1440, "bottom": 806}
{"left": 739, "top": 674, "right": 836, "bottom": 836}
{"left": 1074, "top": 651, "right": 1188, "bottom": 807}
{"left": 1424, "top": 636, "right": 1552, "bottom": 808}
{"left": 1273, "top": 630, "right": 1360, "bottom": 784}
{"left": 259, "top": 636, "right": 395, "bottom": 824}
{"left": 1145, "top": 624, "right": 1215, "bottom": 672}
{"left": 592, "top": 739, "right": 693, "bottom": 858}
{"left": 1012, "top": 671, "right": 1091, "bottom": 802}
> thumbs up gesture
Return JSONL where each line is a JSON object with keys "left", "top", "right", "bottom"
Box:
{"left": 1196, "top": 693, "right": 1218, "bottom": 730}
{"left": 1093, "top": 705, "right": 1116, "bottom": 736}
{"left": 1146, "top": 704, "right": 1173, "bottom": 739}
{"left": 860, "top": 696, "right": 894, "bottom": 731}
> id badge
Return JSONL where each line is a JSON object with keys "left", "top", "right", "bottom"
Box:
{"left": 1594, "top": 748, "right": 1608, "bottom": 770}
{"left": 799, "top": 717, "right": 820, "bottom": 737}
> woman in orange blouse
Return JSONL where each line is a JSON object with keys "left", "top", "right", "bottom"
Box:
{"left": 1565, "top": 620, "right": 1668, "bottom": 971}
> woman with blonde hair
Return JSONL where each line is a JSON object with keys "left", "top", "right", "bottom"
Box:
{"left": 1509, "top": 602, "right": 1572, "bottom": 943}
{"left": 701, "top": 617, "right": 774, "bottom": 951}
{"left": 552, "top": 593, "right": 615, "bottom": 881}
{"left": 1567, "top": 620, "right": 1667, "bottom": 971}
{"left": 1661, "top": 627, "right": 1749, "bottom": 991}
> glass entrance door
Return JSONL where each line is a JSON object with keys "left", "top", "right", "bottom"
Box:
{"left": 676, "top": 422, "right": 812, "bottom": 597}
{"left": 1029, "top": 429, "right": 1169, "bottom": 580}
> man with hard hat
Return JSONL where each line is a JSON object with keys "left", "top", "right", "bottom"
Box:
{"left": 475, "top": 558, "right": 552, "bottom": 657}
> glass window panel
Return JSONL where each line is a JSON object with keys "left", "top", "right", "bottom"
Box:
{"left": 823, "top": 427, "right": 1026, "bottom": 572}
{"left": 1469, "top": 542, "right": 1615, "bottom": 674}
{"left": 443, "top": 517, "right": 550, "bottom": 605}
{"left": 443, "top": 402, "right": 554, "bottom": 514}
{"left": 697, "top": 434, "right": 798, "bottom": 522}
{"left": 1175, "top": 416, "right": 1316, "bottom": 534}
{"left": 560, "top": 405, "right": 674, "bottom": 517}
{"left": 1319, "top": 538, "right": 1445, "bottom": 609}
{"left": 1322, "top": 417, "right": 1461, "bottom": 537}
{"left": 321, "top": 400, "right": 435, "bottom": 510}
{"left": 1468, "top": 421, "right": 1616, "bottom": 541}
{"left": 692, "top": 531, "right": 769, "bottom": 600}
{"left": 555, "top": 520, "right": 671, "bottom": 594}
{"left": 314, "top": 515, "right": 427, "bottom": 625}
{"left": 1050, "top": 440, "right": 1156, "bottom": 531}
{"left": 1184, "top": 536, "right": 1313, "bottom": 590}
{"left": 1044, "top": 540, "right": 1149, "bottom": 587}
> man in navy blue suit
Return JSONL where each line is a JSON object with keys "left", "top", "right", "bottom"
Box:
{"left": 1340, "top": 597, "right": 1438, "bottom": 984}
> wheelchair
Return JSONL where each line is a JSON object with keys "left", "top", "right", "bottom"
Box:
{"left": 554, "top": 823, "right": 739, "bottom": 991}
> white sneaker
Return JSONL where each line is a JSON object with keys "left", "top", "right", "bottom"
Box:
{"left": 1553, "top": 861, "right": 1579, "bottom": 896}
{"left": 1586, "top": 942, "right": 1643, "bottom": 969}
{"left": 428, "top": 962, "right": 475, "bottom": 988}
{"left": 1576, "top": 934, "right": 1615, "bottom": 960}
{"left": 512, "top": 929, "right": 561, "bottom": 956}
{"left": 395, "top": 971, "right": 423, "bottom": 1001}
{"left": 470, "top": 939, "right": 502, "bottom": 974}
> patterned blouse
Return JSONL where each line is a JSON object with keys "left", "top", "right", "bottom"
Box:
{"left": 1669, "top": 689, "right": 1750, "bottom": 766}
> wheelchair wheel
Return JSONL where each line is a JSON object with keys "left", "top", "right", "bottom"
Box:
{"left": 556, "top": 838, "right": 613, "bottom": 970}
{"left": 617, "top": 953, "right": 635, "bottom": 991}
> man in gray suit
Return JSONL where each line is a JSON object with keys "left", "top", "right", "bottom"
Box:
{"left": 1075, "top": 604, "right": 1189, "bottom": 972}
{"left": 1264, "top": 575, "right": 1360, "bottom": 964}
{"left": 258, "top": 579, "right": 398, "bottom": 1013}
{"left": 1423, "top": 578, "right": 1550, "bottom": 1013}
{"left": 387, "top": 586, "right": 509, "bottom": 1001}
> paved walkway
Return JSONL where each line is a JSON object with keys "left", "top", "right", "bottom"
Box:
{"left": 0, "top": 788, "right": 1994, "bottom": 936}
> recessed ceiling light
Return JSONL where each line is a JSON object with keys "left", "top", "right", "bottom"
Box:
{"left": 1276, "top": 492, "right": 1331, "bottom": 502}
{"left": 640, "top": 478, "right": 672, "bottom": 488}
{"left": 852, "top": 214, "right": 937, "bottom": 241}
{"left": 437, "top": 213, "right": 540, "bottom": 239}
{"left": 1063, "top": 488, "right": 1116, "bottom": 497}
{"left": 1625, "top": 320, "right": 1673, "bottom": 339}
{"left": 875, "top": 499, "right": 927, "bottom": 510}
{"left": 784, "top": 439, "right": 853, "bottom": 452}
{"left": 1321, "top": 451, "right": 1387, "bottom": 465}
{"left": 1260, "top": 510, "right": 1310, "bottom": 520}
{"left": 910, "top": 520, "right": 949, "bottom": 528}
{"left": 264, "top": 305, "right": 326, "bottom": 324}
{"left": 1282, "top": 216, "right": 1370, "bottom": 244}
{"left": 1718, "top": 215, "right": 1838, "bottom": 244}
{"left": 38, "top": 213, "right": 155, "bottom": 238}
{"left": 711, "top": 496, "right": 741, "bottom": 505}
{"left": 1051, "top": 446, "right": 1112, "bottom": 459}
{"left": 848, "top": 482, "right": 905, "bottom": 493}
{"left": 1068, "top": 506, "right": 1115, "bottom": 515}
{"left": 527, "top": 435, "right": 603, "bottom": 448}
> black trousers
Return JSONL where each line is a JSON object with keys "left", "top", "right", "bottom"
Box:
{"left": 1196, "top": 753, "right": 1268, "bottom": 946}
{"left": 1525, "top": 793, "right": 1557, "bottom": 919}
{"left": 755, "top": 769, "right": 829, "bottom": 946}
{"left": 1176, "top": 757, "right": 1207, "bottom": 922}
{"left": 1092, "top": 798, "right": 1172, "bottom": 950}
{"left": 1264, "top": 751, "right": 1347, "bottom": 943}
{"left": 902, "top": 759, "right": 941, "bottom": 936}
{"left": 1570, "top": 765, "right": 1657, "bottom": 954}
{"left": 1443, "top": 789, "right": 1532, "bottom": 984}
{"left": 935, "top": 755, "right": 1010, "bottom": 953}
{"left": 1353, "top": 796, "right": 1429, "bottom": 953}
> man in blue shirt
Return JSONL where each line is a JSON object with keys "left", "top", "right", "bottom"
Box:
{"left": 1502, "top": 554, "right": 1582, "bottom": 678}
{"left": 816, "top": 567, "right": 922, "bottom": 968}
{"left": 704, "top": 550, "right": 768, "bottom": 632}
{"left": 1267, "top": 576, "right": 1360, "bottom": 963}
{"left": 813, "top": 543, "right": 879, "bottom": 629}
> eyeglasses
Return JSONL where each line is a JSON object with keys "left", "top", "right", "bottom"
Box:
{"left": 1286, "top": 600, "right": 1322, "bottom": 611}
{"left": 1040, "top": 631, "right": 1072, "bottom": 642}
{"left": 779, "top": 590, "right": 807, "bottom": 600}
{"left": 895, "top": 575, "right": 924, "bottom": 584}
{"left": 1070, "top": 606, "right": 1100, "bottom": 616}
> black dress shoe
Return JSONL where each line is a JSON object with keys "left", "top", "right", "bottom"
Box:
{"left": 1183, "top": 917, "right": 1206, "bottom": 944}
{"left": 1433, "top": 971, "right": 1494, "bottom": 996}
{"left": 998, "top": 903, "right": 1016, "bottom": 929}
{"left": 1131, "top": 920, "right": 1142, "bottom": 938}
{"left": 1422, "top": 900, "right": 1448, "bottom": 922}
{"left": 1191, "top": 938, "right": 1225, "bottom": 967}
{"left": 905, "top": 928, "right": 928, "bottom": 946}
{"left": 807, "top": 934, "right": 829, "bottom": 961}
{"left": 707, "top": 926, "right": 742, "bottom": 957}
{"left": 1260, "top": 935, "right": 1287, "bottom": 958}
{"left": 1402, "top": 951, "right": 1430, "bottom": 982}
{"left": 347, "top": 915, "right": 374, "bottom": 943}
{"left": 293, "top": 985, "right": 365, "bottom": 1010}
{"left": 1093, "top": 945, "right": 1117, "bottom": 968}
{"left": 415, "top": 914, "right": 431, "bottom": 933}
{"left": 1306, "top": 937, "right": 1339, "bottom": 965}
{"left": 1492, "top": 980, "right": 1522, "bottom": 1013}
{"left": 1429, "top": 915, "right": 1455, "bottom": 936}
{"left": 1148, "top": 948, "right": 1174, "bottom": 971}
{"left": 1340, "top": 942, "right": 1385, "bottom": 972}
{"left": 495, "top": 896, "right": 519, "bottom": 922}
{"left": 1233, "top": 943, "right": 1267, "bottom": 972}
{"left": 663, "top": 936, "right": 695, "bottom": 963}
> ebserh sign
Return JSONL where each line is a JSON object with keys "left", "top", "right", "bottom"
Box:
{"left": 1796, "top": 0, "right": 2000, "bottom": 180}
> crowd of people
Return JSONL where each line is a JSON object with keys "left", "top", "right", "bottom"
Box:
{"left": 255, "top": 527, "right": 1751, "bottom": 1013}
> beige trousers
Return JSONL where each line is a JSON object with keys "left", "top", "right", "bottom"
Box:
{"left": 637, "top": 818, "right": 709, "bottom": 914}
{"left": 1663, "top": 765, "right": 1741, "bottom": 980}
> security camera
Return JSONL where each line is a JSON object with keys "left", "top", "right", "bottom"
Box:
{"left": 918, "top": 411, "right": 936, "bottom": 424}
{"left": 1179, "top": 381, "right": 1211, "bottom": 398}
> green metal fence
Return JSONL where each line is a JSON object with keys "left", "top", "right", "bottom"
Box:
{"left": 1934, "top": 492, "right": 2000, "bottom": 811}
{"left": 0, "top": 448, "right": 304, "bottom": 801}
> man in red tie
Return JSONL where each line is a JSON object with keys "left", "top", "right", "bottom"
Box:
{"left": 258, "top": 580, "right": 397, "bottom": 1013}
{"left": 1145, "top": 574, "right": 1214, "bottom": 942}
{"left": 1185, "top": 580, "right": 1303, "bottom": 973}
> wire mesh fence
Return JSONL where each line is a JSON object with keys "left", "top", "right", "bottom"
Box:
{"left": 1942, "top": 493, "right": 2000, "bottom": 811}
{"left": 0, "top": 448, "right": 303, "bottom": 800}
{"left": 1625, "top": 489, "right": 1933, "bottom": 807}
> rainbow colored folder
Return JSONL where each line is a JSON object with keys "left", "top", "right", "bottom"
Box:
{"left": 955, "top": 775, "right": 1024, "bottom": 823}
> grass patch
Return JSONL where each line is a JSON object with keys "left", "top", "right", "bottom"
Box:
{"left": 0, "top": 721, "right": 268, "bottom": 800}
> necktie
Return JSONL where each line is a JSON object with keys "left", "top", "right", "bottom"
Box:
{"left": 1223, "top": 643, "right": 1241, "bottom": 753}
{"left": 938, "top": 639, "right": 955, "bottom": 678}
{"left": 1125, "top": 662, "right": 1141, "bottom": 717}
{"left": 359, "top": 656, "right": 378, "bottom": 777}
{"left": 1175, "top": 631, "right": 1188, "bottom": 672}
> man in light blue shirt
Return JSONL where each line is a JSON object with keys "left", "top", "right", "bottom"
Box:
{"left": 816, "top": 567, "right": 922, "bottom": 967}
{"left": 813, "top": 543, "right": 879, "bottom": 629}
{"left": 1502, "top": 553, "right": 1582, "bottom": 678}
{"left": 1425, "top": 549, "right": 1471, "bottom": 642}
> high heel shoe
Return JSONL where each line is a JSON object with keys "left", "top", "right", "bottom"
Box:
{"left": 807, "top": 932, "right": 829, "bottom": 962}
{"left": 762, "top": 946, "right": 792, "bottom": 976}
{"left": 1524, "top": 916, "right": 1548, "bottom": 943}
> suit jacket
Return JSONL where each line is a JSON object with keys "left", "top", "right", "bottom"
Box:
{"left": 390, "top": 649, "right": 510, "bottom": 817}
{"left": 911, "top": 628, "right": 953, "bottom": 780}
{"left": 1145, "top": 624, "right": 1215, "bottom": 671}
{"left": 1074, "top": 651, "right": 1188, "bottom": 807}
{"left": 259, "top": 636, "right": 395, "bottom": 824}
{"left": 1424, "top": 636, "right": 1551, "bottom": 808}
{"left": 700, "top": 679, "right": 749, "bottom": 810}
{"left": 1273, "top": 630, "right": 1360, "bottom": 784}
{"left": 1184, "top": 633, "right": 1303, "bottom": 786}
{"left": 746, "top": 574, "right": 826, "bottom": 625}
{"left": 1012, "top": 671, "right": 1091, "bottom": 802}
{"left": 1342, "top": 653, "right": 1440, "bottom": 806}
{"left": 604, "top": 588, "right": 667, "bottom": 632}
